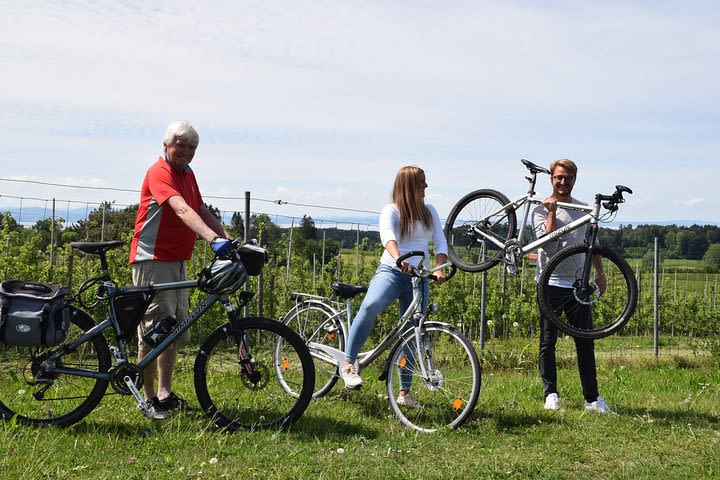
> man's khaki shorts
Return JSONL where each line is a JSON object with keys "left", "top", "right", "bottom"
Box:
{"left": 132, "top": 260, "right": 190, "bottom": 351}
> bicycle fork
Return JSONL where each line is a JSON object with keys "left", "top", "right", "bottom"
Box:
{"left": 575, "top": 225, "right": 601, "bottom": 302}
{"left": 224, "top": 300, "right": 262, "bottom": 385}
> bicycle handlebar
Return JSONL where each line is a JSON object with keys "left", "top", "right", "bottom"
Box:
{"left": 598, "top": 185, "right": 633, "bottom": 212}
{"left": 396, "top": 251, "right": 457, "bottom": 281}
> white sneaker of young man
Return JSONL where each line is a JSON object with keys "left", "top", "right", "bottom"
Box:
{"left": 340, "top": 362, "right": 363, "bottom": 389}
{"left": 583, "top": 396, "right": 613, "bottom": 414}
{"left": 544, "top": 393, "right": 561, "bottom": 411}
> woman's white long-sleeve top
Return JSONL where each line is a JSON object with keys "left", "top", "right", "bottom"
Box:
{"left": 378, "top": 203, "right": 448, "bottom": 270}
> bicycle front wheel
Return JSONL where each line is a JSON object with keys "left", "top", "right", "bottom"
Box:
{"left": 444, "top": 189, "right": 517, "bottom": 272}
{"left": 194, "top": 317, "right": 315, "bottom": 431}
{"left": 281, "top": 301, "right": 344, "bottom": 398}
{"left": 386, "top": 323, "right": 481, "bottom": 433}
{"left": 538, "top": 244, "right": 638, "bottom": 339}
{"left": 0, "top": 307, "right": 111, "bottom": 427}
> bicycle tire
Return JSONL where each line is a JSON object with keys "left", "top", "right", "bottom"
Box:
{"left": 0, "top": 306, "right": 111, "bottom": 427}
{"left": 194, "top": 317, "right": 315, "bottom": 431}
{"left": 444, "top": 189, "right": 517, "bottom": 272}
{"left": 538, "top": 244, "right": 638, "bottom": 339}
{"left": 280, "top": 301, "right": 345, "bottom": 398}
{"left": 386, "top": 322, "right": 481, "bottom": 433}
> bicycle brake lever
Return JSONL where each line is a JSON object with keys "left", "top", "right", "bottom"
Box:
{"left": 602, "top": 201, "right": 619, "bottom": 212}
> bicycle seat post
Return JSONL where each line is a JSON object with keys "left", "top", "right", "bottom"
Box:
{"left": 98, "top": 251, "right": 110, "bottom": 277}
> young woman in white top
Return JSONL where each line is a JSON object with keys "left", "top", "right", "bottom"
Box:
{"left": 340, "top": 166, "right": 448, "bottom": 407}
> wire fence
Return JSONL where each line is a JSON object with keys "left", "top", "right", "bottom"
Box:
{"left": 1, "top": 185, "right": 718, "bottom": 364}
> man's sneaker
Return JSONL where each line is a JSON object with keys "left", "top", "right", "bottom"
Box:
{"left": 396, "top": 392, "right": 422, "bottom": 409}
{"left": 544, "top": 393, "right": 560, "bottom": 411}
{"left": 142, "top": 397, "right": 169, "bottom": 420}
{"left": 158, "top": 392, "right": 199, "bottom": 412}
{"left": 340, "top": 363, "right": 363, "bottom": 389}
{"left": 584, "top": 396, "right": 612, "bottom": 414}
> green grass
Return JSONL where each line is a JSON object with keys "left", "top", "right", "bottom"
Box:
{"left": 1, "top": 342, "right": 719, "bottom": 479}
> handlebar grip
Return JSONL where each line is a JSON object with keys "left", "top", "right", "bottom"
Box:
{"left": 615, "top": 185, "right": 633, "bottom": 195}
{"left": 443, "top": 263, "right": 457, "bottom": 281}
{"left": 396, "top": 250, "right": 425, "bottom": 268}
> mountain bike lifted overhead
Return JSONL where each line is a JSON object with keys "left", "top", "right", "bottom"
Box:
{"left": 0, "top": 239, "right": 315, "bottom": 429}
{"left": 444, "top": 159, "right": 638, "bottom": 339}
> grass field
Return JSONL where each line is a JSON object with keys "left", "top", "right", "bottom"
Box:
{"left": 1, "top": 338, "right": 719, "bottom": 479}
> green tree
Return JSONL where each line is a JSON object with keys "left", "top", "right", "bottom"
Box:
{"left": 299, "top": 215, "right": 317, "bottom": 240}
{"left": 703, "top": 243, "right": 720, "bottom": 270}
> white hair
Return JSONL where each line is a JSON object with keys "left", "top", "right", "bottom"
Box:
{"left": 162, "top": 121, "right": 199, "bottom": 147}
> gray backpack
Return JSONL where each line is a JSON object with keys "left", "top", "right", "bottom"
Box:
{"left": 0, "top": 280, "right": 70, "bottom": 346}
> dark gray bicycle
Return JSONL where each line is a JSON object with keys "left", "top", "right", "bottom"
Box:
{"left": 0, "top": 239, "right": 315, "bottom": 429}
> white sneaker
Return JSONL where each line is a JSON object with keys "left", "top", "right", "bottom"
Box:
{"left": 340, "top": 362, "right": 363, "bottom": 389}
{"left": 584, "top": 396, "right": 612, "bottom": 414}
{"left": 396, "top": 392, "right": 422, "bottom": 409}
{"left": 544, "top": 393, "right": 560, "bottom": 411}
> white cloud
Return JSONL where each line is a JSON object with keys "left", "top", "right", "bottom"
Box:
{"left": 677, "top": 198, "right": 705, "bottom": 207}
{"left": 1, "top": 1, "right": 719, "bottom": 224}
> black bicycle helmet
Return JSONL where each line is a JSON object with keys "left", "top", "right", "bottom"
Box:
{"left": 198, "top": 258, "right": 247, "bottom": 295}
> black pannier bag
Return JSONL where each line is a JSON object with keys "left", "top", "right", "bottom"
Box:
{"left": 113, "top": 291, "right": 155, "bottom": 340}
{"left": 0, "top": 280, "right": 70, "bottom": 346}
{"left": 237, "top": 244, "right": 268, "bottom": 276}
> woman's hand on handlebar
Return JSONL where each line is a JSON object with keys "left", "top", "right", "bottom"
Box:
{"left": 398, "top": 259, "right": 413, "bottom": 274}
{"left": 431, "top": 269, "right": 446, "bottom": 285}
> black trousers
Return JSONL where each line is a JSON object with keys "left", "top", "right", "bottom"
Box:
{"left": 538, "top": 285, "right": 599, "bottom": 403}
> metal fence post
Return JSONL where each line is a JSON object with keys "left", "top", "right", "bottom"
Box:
{"left": 654, "top": 237, "right": 659, "bottom": 358}
{"left": 244, "top": 191, "right": 250, "bottom": 317}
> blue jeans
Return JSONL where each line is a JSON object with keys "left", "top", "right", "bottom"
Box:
{"left": 345, "top": 264, "right": 429, "bottom": 389}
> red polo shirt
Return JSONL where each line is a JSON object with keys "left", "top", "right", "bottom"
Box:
{"left": 129, "top": 157, "right": 203, "bottom": 262}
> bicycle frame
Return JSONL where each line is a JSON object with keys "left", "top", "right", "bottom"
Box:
{"left": 469, "top": 169, "right": 601, "bottom": 256}
{"left": 302, "top": 263, "right": 451, "bottom": 378}
{"left": 44, "top": 281, "right": 231, "bottom": 381}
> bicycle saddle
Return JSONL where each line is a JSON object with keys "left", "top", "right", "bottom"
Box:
{"left": 331, "top": 282, "right": 368, "bottom": 299}
{"left": 70, "top": 240, "right": 125, "bottom": 255}
{"left": 521, "top": 159, "right": 551, "bottom": 175}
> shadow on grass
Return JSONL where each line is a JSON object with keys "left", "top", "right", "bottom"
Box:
{"left": 620, "top": 406, "right": 720, "bottom": 428}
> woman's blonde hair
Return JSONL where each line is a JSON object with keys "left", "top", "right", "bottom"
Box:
{"left": 391, "top": 166, "right": 432, "bottom": 239}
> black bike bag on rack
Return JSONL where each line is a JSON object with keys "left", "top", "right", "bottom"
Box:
{"left": 0, "top": 280, "right": 70, "bottom": 346}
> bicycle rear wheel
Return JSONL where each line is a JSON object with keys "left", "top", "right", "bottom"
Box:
{"left": 386, "top": 323, "right": 481, "bottom": 433}
{"left": 0, "top": 307, "right": 111, "bottom": 427}
{"left": 444, "top": 189, "right": 517, "bottom": 272}
{"left": 194, "top": 317, "right": 315, "bottom": 431}
{"left": 538, "top": 244, "right": 638, "bottom": 339}
{"left": 280, "top": 301, "right": 344, "bottom": 398}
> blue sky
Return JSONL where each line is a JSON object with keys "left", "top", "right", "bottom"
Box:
{"left": 0, "top": 0, "right": 718, "bottom": 227}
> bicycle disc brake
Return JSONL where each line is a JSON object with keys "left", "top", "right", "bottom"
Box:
{"left": 240, "top": 359, "right": 270, "bottom": 389}
{"left": 572, "top": 280, "right": 601, "bottom": 305}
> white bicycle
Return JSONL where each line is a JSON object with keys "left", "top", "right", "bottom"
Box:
{"left": 277, "top": 253, "right": 481, "bottom": 433}
{"left": 444, "top": 159, "right": 638, "bottom": 339}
